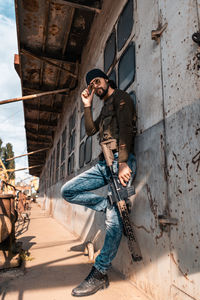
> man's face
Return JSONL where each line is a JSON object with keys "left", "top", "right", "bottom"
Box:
{"left": 89, "top": 77, "right": 109, "bottom": 99}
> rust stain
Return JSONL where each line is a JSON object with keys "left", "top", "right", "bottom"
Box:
{"left": 186, "top": 163, "right": 191, "bottom": 184}
{"left": 170, "top": 253, "right": 194, "bottom": 283}
{"left": 155, "top": 231, "right": 163, "bottom": 244}
{"left": 172, "top": 152, "right": 182, "bottom": 171}
{"left": 192, "top": 151, "right": 200, "bottom": 172}
{"left": 195, "top": 128, "right": 200, "bottom": 135}
{"left": 172, "top": 151, "right": 178, "bottom": 161}
{"left": 22, "top": 0, "right": 39, "bottom": 12}
{"left": 49, "top": 24, "right": 60, "bottom": 36}
{"left": 132, "top": 222, "right": 151, "bottom": 234}
{"left": 146, "top": 184, "right": 158, "bottom": 225}
{"left": 170, "top": 253, "right": 188, "bottom": 280}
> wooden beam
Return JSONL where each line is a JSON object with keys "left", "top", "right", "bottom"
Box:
{"left": 28, "top": 140, "right": 51, "bottom": 146}
{"left": 62, "top": 8, "right": 75, "bottom": 56}
{"left": 27, "top": 135, "right": 52, "bottom": 144}
{"left": 25, "top": 103, "right": 62, "bottom": 113}
{"left": 25, "top": 118, "right": 57, "bottom": 127}
{"left": 25, "top": 127, "right": 53, "bottom": 136}
{"left": 52, "top": 0, "right": 101, "bottom": 13}
{"left": 21, "top": 48, "right": 77, "bottom": 78}
{"left": 2, "top": 165, "right": 43, "bottom": 173}
{"left": 21, "top": 53, "right": 76, "bottom": 67}
{"left": 0, "top": 88, "right": 69, "bottom": 105}
{"left": 5, "top": 147, "right": 49, "bottom": 162}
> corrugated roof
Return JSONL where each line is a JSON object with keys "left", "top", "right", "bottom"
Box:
{"left": 15, "top": 0, "right": 102, "bottom": 176}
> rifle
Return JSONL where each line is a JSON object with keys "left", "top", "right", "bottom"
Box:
{"left": 100, "top": 139, "right": 142, "bottom": 262}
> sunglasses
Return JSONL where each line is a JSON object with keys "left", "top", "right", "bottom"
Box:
{"left": 89, "top": 78, "right": 101, "bottom": 90}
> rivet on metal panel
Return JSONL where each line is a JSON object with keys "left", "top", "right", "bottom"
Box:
{"left": 192, "top": 32, "right": 200, "bottom": 69}
{"left": 151, "top": 23, "right": 168, "bottom": 44}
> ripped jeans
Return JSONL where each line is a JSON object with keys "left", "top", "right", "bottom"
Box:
{"left": 61, "top": 153, "right": 136, "bottom": 274}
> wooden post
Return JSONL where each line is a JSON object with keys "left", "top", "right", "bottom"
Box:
{"left": 0, "top": 88, "right": 69, "bottom": 105}
{"left": 5, "top": 147, "right": 49, "bottom": 162}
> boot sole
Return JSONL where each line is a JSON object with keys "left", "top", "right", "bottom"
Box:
{"left": 71, "top": 281, "right": 109, "bottom": 297}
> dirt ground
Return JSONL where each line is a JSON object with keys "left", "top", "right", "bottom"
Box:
{"left": 0, "top": 203, "right": 149, "bottom": 300}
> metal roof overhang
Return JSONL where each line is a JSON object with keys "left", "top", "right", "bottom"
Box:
{"left": 15, "top": 0, "right": 102, "bottom": 177}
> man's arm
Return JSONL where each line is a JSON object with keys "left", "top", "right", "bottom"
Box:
{"left": 84, "top": 107, "right": 101, "bottom": 136}
{"left": 81, "top": 88, "right": 101, "bottom": 136}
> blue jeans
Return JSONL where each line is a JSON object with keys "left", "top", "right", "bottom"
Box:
{"left": 61, "top": 153, "right": 136, "bottom": 274}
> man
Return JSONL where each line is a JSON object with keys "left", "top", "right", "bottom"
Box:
{"left": 61, "top": 68, "right": 137, "bottom": 297}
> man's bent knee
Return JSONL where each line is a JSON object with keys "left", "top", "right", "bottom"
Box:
{"left": 61, "top": 182, "right": 75, "bottom": 203}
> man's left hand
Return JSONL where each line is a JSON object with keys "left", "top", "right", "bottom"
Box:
{"left": 118, "top": 162, "right": 132, "bottom": 187}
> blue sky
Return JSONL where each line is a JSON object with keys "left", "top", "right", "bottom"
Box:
{"left": 0, "top": 0, "right": 15, "bottom": 19}
{"left": 0, "top": 1, "right": 32, "bottom": 183}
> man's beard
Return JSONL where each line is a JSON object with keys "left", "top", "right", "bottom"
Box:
{"left": 95, "top": 84, "right": 109, "bottom": 99}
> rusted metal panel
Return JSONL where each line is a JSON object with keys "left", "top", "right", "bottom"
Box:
{"left": 46, "top": 3, "right": 74, "bottom": 53}
{"left": 17, "top": 0, "right": 46, "bottom": 49}
{"left": 171, "top": 285, "right": 197, "bottom": 300}
{"left": 159, "top": 0, "right": 200, "bottom": 119}
{"left": 165, "top": 102, "right": 200, "bottom": 299}
{"left": 122, "top": 121, "right": 170, "bottom": 300}
{"left": 159, "top": 1, "right": 200, "bottom": 299}
{"left": 136, "top": 0, "right": 164, "bottom": 133}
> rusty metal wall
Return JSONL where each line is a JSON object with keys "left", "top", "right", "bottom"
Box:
{"left": 160, "top": 0, "right": 200, "bottom": 298}
{"left": 38, "top": 0, "right": 200, "bottom": 299}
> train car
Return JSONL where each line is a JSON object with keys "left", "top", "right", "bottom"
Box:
{"left": 15, "top": 1, "right": 200, "bottom": 299}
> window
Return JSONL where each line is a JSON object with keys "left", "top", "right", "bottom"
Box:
{"left": 68, "top": 109, "right": 76, "bottom": 175}
{"left": 104, "top": 1, "right": 135, "bottom": 91}
{"left": 79, "top": 113, "right": 92, "bottom": 168}
{"left": 118, "top": 42, "right": 136, "bottom": 90}
{"left": 60, "top": 127, "right": 66, "bottom": 179}
{"left": 69, "top": 109, "right": 76, "bottom": 155}
{"left": 68, "top": 153, "right": 74, "bottom": 175}
{"left": 80, "top": 115, "right": 86, "bottom": 141}
{"left": 79, "top": 142, "right": 85, "bottom": 168}
{"left": 56, "top": 140, "right": 60, "bottom": 182}
{"left": 85, "top": 136, "right": 92, "bottom": 164}
{"left": 117, "top": 0, "right": 133, "bottom": 51}
{"left": 104, "top": 30, "right": 116, "bottom": 73}
{"left": 51, "top": 150, "right": 55, "bottom": 185}
{"left": 109, "top": 68, "right": 116, "bottom": 84}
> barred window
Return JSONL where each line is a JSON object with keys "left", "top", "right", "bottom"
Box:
{"left": 104, "top": 30, "right": 116, "bottom": 73}
{"left": 68, "top": 153, "right": 74, "bottom": 175}
{"left": 56, "top": 140, "right": 60, "bottom": 182}
{"left": 68, "top": 109, "right": 76, "bottom": 175}
{"left": 51, "top": 150, "right": 55, "bottom": 185}
{"left": 79, "top": 116, "right": 92, "bottom": 168}
{"left": 117, "top": 0, "right": 133, "bottom": 51}
{"left": 80, "top": 115, "right": 86, "bottom": 141}
{"left": 118, "top": 42, "right": 136, "bottom": 91}
{"left": 60, "top": 127, "right": 66, "bottom": 179}
{"left": 79, "top": 142, "right": 85, "bottom": 169}
{"left": 109, "top": 68, "right": 116, "bottom": 85}
{"left": 85, "top": 136, "right": 92, "bottom": 164}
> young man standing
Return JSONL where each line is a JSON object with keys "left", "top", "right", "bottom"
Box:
{"left": 61, "top": 68, "right": 137, "bottom": 297}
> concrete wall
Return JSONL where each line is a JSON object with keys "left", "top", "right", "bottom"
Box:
{"left": 38, "top": 1, "right": 200, "bottom": 299}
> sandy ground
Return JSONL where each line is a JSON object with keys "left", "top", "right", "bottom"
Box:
{"left": 0, "top": 203, "right": 149, "bottom": 300}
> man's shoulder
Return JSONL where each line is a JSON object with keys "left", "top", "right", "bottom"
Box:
{"left": 113, "top": 89, "right": 133, "bottom": 104}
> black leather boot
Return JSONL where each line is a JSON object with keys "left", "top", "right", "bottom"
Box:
{"left": 71, "top": 266, "right": 109, "bottom": 297}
